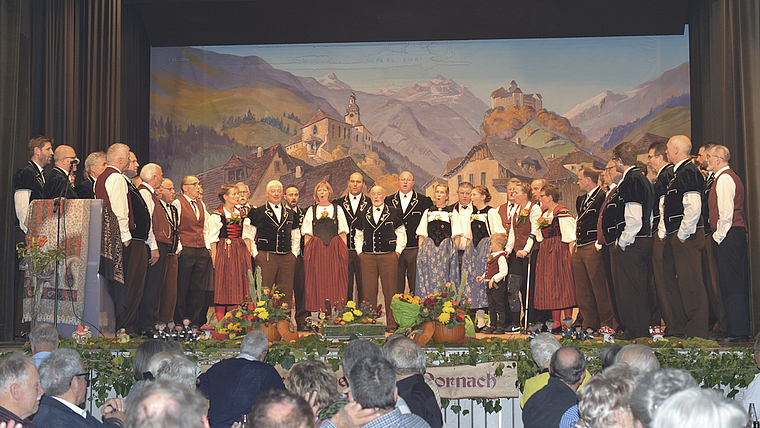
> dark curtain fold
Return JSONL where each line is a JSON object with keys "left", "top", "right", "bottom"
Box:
{"left": 121, "top": 4, "right": 151, "bottom": 163}
{"left": 690, "top": 0, "right": 760, "bottom": 333}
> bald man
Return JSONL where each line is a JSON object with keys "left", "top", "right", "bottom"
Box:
{"left": 44, "top": 145, "right": 80, "bottom": 200}
{"left": 385, "top": 171, "right": 432, "bottom": 295}
{"left": 334, "top": 172, "right": 371, "bottom": 301}
{"left": 659, "top": 135, "right": 708, "bottom": 338}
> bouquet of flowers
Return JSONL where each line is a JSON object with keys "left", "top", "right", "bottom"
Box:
{"left": 391, "top": 294, "right": 423, "bottom": 330}
{"left": 328, "top": 300, "right": 381, "bottom": 325}
{"left": 516, "top": 208, "right": 531, "bottom": 224}
{"left": 417, "top": 281, "right": 472, "bottom": 329}
{"left": 216, "top": 268, "right": 291, "bottom": 338}
{"left": 17, "top": 235, "right": 65, "bottom": 327}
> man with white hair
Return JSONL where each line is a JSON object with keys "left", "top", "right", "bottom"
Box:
{"left": 247, "top": 180, "right": 300, "bottom": 323}
{"left": 27, "top": 324, "right": 59, "bottom": 368}
{"left": 0, "top": 352, "right": 43, "bottom": 427}
{"left": 34, "top": 349, "right": 125, "bottom": 428}
{"left": 629, "top": 368, "right": 697, "bottom": 428}
{"left": 198, "top": 331, "right": 285, "bottom": 428}
{"left": 615, "top": 344, "right": 660, "bottom": 376}
{"left": 43, "top": 144, "right": 79, "bottom": 199}
{"left": 155, "top": 179, "right": 180, "bottom": 324}
{"left": 127, "top": 380, "right": 211, "bottom": 428}
{"left": 652, "top": 387, "right": 747, "bottom": 428}
{"left": 660, "top": 135, "right": 708, "bottom": 338}
{"left": 74, "top": 151, "right": 107, "bottom": 199}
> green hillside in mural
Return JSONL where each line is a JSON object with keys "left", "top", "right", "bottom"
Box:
{"left": 622, "top": 105, "right": 691, "bottom": 145}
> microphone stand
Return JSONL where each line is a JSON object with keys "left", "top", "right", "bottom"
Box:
{"left": 52, "top": 161, "right": 76, "bottom": 327}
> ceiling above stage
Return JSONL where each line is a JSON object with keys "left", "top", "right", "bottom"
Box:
{"left": 125, "top": 0, "right": 691, "bottom": 47}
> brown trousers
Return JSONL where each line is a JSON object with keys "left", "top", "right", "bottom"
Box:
{"left": 359, "top": 252, "right": 399, "bottom": 329}
{"left": 397, "top": 248, "right": 418, "bottom": 295}
{"left": 158, "top": 253, "right": 178, "bottom": 324}
{"left": 572, "top": 243, "right": 616, "bottom": 330}
{"left": 701, "top": 234, "right": 725, "bottom": 332}
{"left": 256, "top": 252, "right": 296, "bottom": 314}
{"left": 662, "top": 231, "right": 709, "bottom": 338}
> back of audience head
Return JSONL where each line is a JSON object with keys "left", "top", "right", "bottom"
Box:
{"left": 249, "top": 389, "right": 314, "bottom": 428}
{"left": 382, "top": 335, "right": 426, "bottom": 377}
{"left": 28, "top": 323, "right": 59, "bottom": 354}
{"left": 127, "top": 379, "right": 210, "bottom": 428}
{"left": 348, "top": 355, "right": 396, "bottom": 410}
{"left": 342, "top": 339, "right": 382, "bottom": 382}
{"left": 530, "top": 333, "right": 561, "bottom": 370}
{"left": 133, "top": 340, "right": 178, "bottom": 381}
{"left": 600, "top": 344, "right": 623, "bottom": 371}
{"left": 629, "top": 368, "right": 697, "bottom": 428}
{"left": 146, "top": 352, "right": 196, "bottom": 389}
{"left": 550, "top": 346, "right": 586, "bottom": 388}
{"left": 38, "top": 348, "right": 82, "bottom": 398}
{"left": 578, "top": 363, "right": 635, "bottom": 428}
{"left": 651, "top": 387, "right": 747, "bottom": 428}
{"left": 240, "top": 330, "right": 269, "bottom": 360}
{"left": 288, "top": 360, "right": 339, "bottom": 414}
{"left": 0, "top": 352, "right": 42, "bottom": 420}
{"left": 616, "top": 344, "right": 660, "bottom": 376}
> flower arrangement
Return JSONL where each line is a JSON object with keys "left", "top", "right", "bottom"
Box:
{"left": 319, "top": 210, "right": 330, "bottom": 219}
{"left": 328, "top": 300, "right": 381, "bottom": 325}
{"left": 417, "top": 282, "right": 471, "bottom": 329}
{"left": 227, "top": 210, "right": 243, "bottom": 224}
{"left": 17, "top": 235, "right": 66, "bottom": 327}
{"left": 516, "top": 208, "right": 530, "bottom": 224}
{"left": 536, "top": 216, "right": 549, "bottom": 229}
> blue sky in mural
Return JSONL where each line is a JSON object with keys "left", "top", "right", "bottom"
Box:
{"left": 200, "top": 26, "right": 689, "bottom": 115}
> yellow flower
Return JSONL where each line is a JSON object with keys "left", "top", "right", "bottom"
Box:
{"left": 345, "top": 301, "right": 356, "bottom": 309}
{"left": 353, "top": 309, "right": 362, "bottom": 316}
{"left": 228, "top": 333, "right": 236, "bottom": 339}
{"left": 259, "top": 311, "right": 269, "bottom": 320}
{"left": 254, "top": 307, "right": 264, "bottom": 313}
{"left": 342, "top": 312, "right": 354, "bottom": 322}
{"left": 220, "top": 327, "right": 229, "bottom": 334}
{"left": 257, "top": 301, "right": 266, "bottom": 307}
{"left": 444, "top": 306, "right": 455, "bottom": 313}
{"left": 235, "top": 311, "right": 243, "bottom": 318}
{"left": 438, "top": 313, "right": 451, "bottom": 323}
{"left": 443, "top": 301, "right": 453, "bottom": 307}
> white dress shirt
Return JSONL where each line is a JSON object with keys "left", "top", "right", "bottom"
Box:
{"left": 96, "top": 165, "right": 131, "bottom": 243}
{"left": 657, "top": 158, "right": 701, "bottom": 240}
{"left": 172, "top": 194, "right": 212, "bottom": 249}
{"left": 137, "top": 182, "right": 158, "bottom": 251}
{"left": 712, "top": 166, "right": 736, "bottom": 244}
{"left": 248, "top": 202, "right": 301, "bottom": 258}
{"left": 618, "top": 166, "right": 643, "bottom": 248}
{"left": 354, "top": 204, "right": 407, "bottom": 254}
{"left": 506, "top": 203, "right": 541, "bottom": 253}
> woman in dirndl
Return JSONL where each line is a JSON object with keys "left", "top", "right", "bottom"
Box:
{"left": 534, "top": 183, "right": 577, "bottom": 329}
{"left": 415, "top": 182, "right": 461, "bottom": 298}
{"left": 208, "top": 184, "right": 254, "bottom": 321}
{"left": 460, "top": 185, "right": 506, "bottom": 329}
{"left": 301, "top": 181, "right": 349, "bottom": 312}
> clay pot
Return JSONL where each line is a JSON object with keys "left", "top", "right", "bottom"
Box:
{"left": 432, "top": 321, "right": 465, "bottom": 344}
{"left": 412, "top": 321, "right": 436, "bottom": 346}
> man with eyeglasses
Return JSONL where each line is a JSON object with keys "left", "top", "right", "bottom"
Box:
{"left": 173, "top": 175, "right": 211, "bottom": 327}
{"left": 35, "top": 349, "right": 125, "bottom": 428}
{"left": 43, "top": 145, "right": 80, "bottom": 199}
{"left": 74, "top": 151, "right": 107, "bottom": 199}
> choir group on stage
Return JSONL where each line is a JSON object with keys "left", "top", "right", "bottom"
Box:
{"left": 12, "top": 135, "right": 750, "bottom": 341}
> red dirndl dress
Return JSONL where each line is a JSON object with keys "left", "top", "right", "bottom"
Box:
{"left": 303, "top": 205, "right": 348, "bottom": 311}
{"left": 534, "top": 205, "right": 576, "bottom": 310}
{"left": 212, "top": 211, "right": 252, "bottom": 305}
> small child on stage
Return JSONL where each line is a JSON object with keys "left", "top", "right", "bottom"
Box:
{"left": 476, "top": 233, "right": 513, "bottom": 334}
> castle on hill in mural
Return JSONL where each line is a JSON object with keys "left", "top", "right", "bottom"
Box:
{"left": 490, "top": 81, "right": 543, "bottom": 111}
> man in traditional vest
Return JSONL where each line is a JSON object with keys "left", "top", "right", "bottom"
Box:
{"left": 136, "top": 163, "right": 169, "bottom": 335}
{"left": 74, "top": 151, "right": 107, "bottom": 199}
{"left": 284, "top": 184, "right": 308, "bottom": 329}
{"left": 706, "top": 145, "right": 749, "bottom": 342}
{"left": 595, "top": 160, "right": 623, "bottom": 332}
{"left": 385, "top": 171, "right": 432, "bottom": 295}
{"left": 172, "top": 175, "right": 211, "bottom": 326}
{"left": 156, "top": 178, "right": 180, "bottom": 324}
{"left": 247, "top": 180, "right": 300, "bottom": 326}
{"left": 334, "top": 172, "right": 370, "bottom": 302}
{"left": 449, "top": 181, "right": 473, "bottom": 267}
{"left": 660, "top": 135, "right": 708, "bottom": 338}
{"left": 43, "top": 144, "right": 80, "bottom": 200}
{"left": 572, "top": 167, "right": 615, "bottom": 332}
{"left": 94, "top": 143, "right": 151, "bottom": 334}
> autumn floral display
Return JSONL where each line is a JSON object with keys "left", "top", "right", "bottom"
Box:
{"left": 217, "top": 279, "right": 290, "bottom": 339}
{"left": 328, "top": 300, "right": 381, "bottom": 325}
{"left": 393, "top": 275, "right": 472, "bottom": 331}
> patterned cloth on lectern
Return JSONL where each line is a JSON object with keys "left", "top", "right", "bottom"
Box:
{"left": 23, "top": 200, "right": 90, "bottom": 324}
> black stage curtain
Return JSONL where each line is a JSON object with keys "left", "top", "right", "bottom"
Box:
{"left": 689, "top": 0, "right": 760, "bottom": 333}
{"left": 0, "top": 0, "right": 149, "bottom": 340}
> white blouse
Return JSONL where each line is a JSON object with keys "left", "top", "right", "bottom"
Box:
{"left": 415, "top": 208, "right": 462, "bottom": 238}
{"left": 205, "top": 207, "right": 254, "bottom": 246}
{"left": 301, "top": 204, "right": 349, "bottom": 236}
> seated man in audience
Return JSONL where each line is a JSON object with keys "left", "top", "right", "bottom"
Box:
{"left": 737, "top": 333, "right": 760, "bottom": 410}
{"left": 521, "top": 333, "right": 590, "bottom": 408}
{"left": 198, "top": 331, "right": 285, "bottom": 428}
{"left": 34, "top": 349, "right": 125, "bottom": 428}
{"left": 249, "top": 389, "right": 314, "bottom": 428}
{"left": 629, "top": 368, "right": 697, "bottom": 428}
{"left": 523, "top": 346, "right": 587, "bottom": 428}
{"left": 615, "top": 344, "right": 660, "bottom": 376}
{"left": 28, "top": 324, "right": 58, "bottom": 369}
{"left": 0, "top": 353, "right": 43, "bottom": 427}
{"left": 127, "top": 379, "right": 211, "bottom": 428}
{"left": 651, "top": 387, "right": 747, "bottom": 428}
{"left": 382, "top": 336, "right": 442, "bottom": 428}
{"left": 146, "top": 352, "right": 196, "bottom": 390}
{"left": 325, "top": 355, "right": 430, "bottom": 428}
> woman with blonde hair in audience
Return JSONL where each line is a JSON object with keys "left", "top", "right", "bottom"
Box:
{"left": 288, "top": 359, "right": 343, "bottom": 424}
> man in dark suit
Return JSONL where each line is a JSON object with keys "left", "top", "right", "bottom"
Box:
{"left": 35, "top": 349, "right": 125, "bottom": 428}
{"left": 522, "top": 347, "right": 586, "bottom": 428}
{"left": 357, "top": 186, "right": 406, "bottom": 331}
{"left": 247, "top": 180, "right": 300, "bottom": 326}
{"left": 156, "top": 178, "right": 180, "bottom": 324}
{"left": 660, "top": 135, "right": 709, "bottom": 338}
{"left": 596, "top": 160, "right": 623, "bottom": 332}
{"left": 74, "top": 151, "right": 107, "bottom": 199}
{"left": 334, "top": 172, "right": 370, "bottom": 302}
{"left": 385, "top": 171, "right": 432, "bottom": 295}
{"left": 44, "top": 145, "right": 80, "bottom": 200}
{"left": 572, "top": 167, "right": 615, "bottom": 332}
{"left": 284, "top": 184, "right": 308, "bottom": 329}
{"left": 199, "top": 331, "right": 286, "bottom": 428}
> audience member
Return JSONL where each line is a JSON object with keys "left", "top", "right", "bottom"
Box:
{"left": 35, "top": 349, "right": 125, "bottom": 428}
{"left": 249, "top": 389, "right": 314, "bottom": 428}
{"left": 522, "top": 346, "right": 586, "bottom": 428}
{"left": 0, "top": 352, "right": 43, "bottom": 427}
{"left": 736, "top": 332, "right": 760, "bottom": 410}
{"left": 651, "top": 387, "right": 747, "bottom": 428}
{"left": 146, "top": 352, "right": 196, "bottom": 389}
{"left": 599, "top": 344, "right": 623, "bottom": 371}
{"left": 629, "top": 368, "right": 697, "bottom": 428}
{"left": 615, "top": 344, "right": 660, "bottom": 376}
{"left": 288, "top": 360, "right": 341, "bottom": 424}
{"left": 125, "top": 340, "right": 180, "bottom": 406}
{"left": 198, "top": 331, "right": 285, "bottom": 428}
{"left": 521, "top": 333, "right": 591, "bottom": 408}
{"left": 325, "top": 356, "right": 430, "bottom": 428}
{"left": 27, "top": 324, "right": 59, "bottom": 368}
{"left": 577, "top": 364, "right": 635, "bottom": 428}
{"left": 382, "top": 336, "right": 442, "bottom": 428}
{"left": 127, "top": 379, "right": 210, "bottom": 428}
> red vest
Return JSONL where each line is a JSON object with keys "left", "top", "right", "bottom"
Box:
{"left": 177, "top": 196, "right": 206, "bottom": 248}
{"left": 484, "top": 252, "right": 506, "bottom": 280}
{"left": 139, "top": 183, "right": 173, "bottom": 245}
{"left": 708, "top": 168, "right": 746, "bottom": 231}
{"left": 510, "top": 203, "right": 535, "bottom": 250}
{"left": 94, "top": 166, "right": 135, "bottom": 229}
{"left": 498, "top": 203, "right": 512, "bottom": 236}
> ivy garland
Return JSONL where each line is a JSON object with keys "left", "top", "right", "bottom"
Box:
{"left": 37, "top": 335, "right": 758, "bottom": 413}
